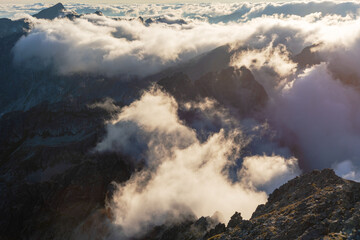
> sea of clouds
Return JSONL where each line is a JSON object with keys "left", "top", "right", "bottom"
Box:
{"left": 4, "top": 1, "right": 360, "bottom": 238}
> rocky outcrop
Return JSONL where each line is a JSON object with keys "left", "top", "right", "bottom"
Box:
{"left": 0, "top": 18, "right": 30, "bottom": 39}
{"left": 292, "top": 44, "right": 322, "bottom": 69}
{"left": 209, "top": 169, "right": 360, "bottom": 240}
{"left": 139, "top": 169, "right": 360, "bottom": 240}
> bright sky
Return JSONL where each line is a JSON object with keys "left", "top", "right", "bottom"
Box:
{"left": 0, "top": 0, "right": 286, "bottom": 3}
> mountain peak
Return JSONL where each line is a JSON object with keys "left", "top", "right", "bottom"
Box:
{"left": 33, "top": 3, "right": 66, "bottom": 20}
{"left": 53, "top": 2, "right": 65, "bottom": 9}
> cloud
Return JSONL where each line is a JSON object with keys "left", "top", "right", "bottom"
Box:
{"left": 268, "top": 63, "right": 360, "bottom": 170}
{"left": 245, "top": 1, "right": 360, "bottom": 20}
{"left": 0, "top": 3, "right": 51, "bottom": 19}
{"left": 95, "top": 88, "right": 196, "bottom": 163}
{"left": 239, "top": 154, "right": 301, "bottom": 193}
{"left": 333, "top": 160, "right": 360, "bottom": 182}
{"left": 7, "top": 1, "right": 360, "bottom": 175}
{"left": 180, "top": 98, "right": 241, "bottom": 140}
{"left": 9, "top": 1, "right": 358, "bottom": 78}
{"left": 234, "top": 43, "right": 297, "bottom": 78}
{"left": 3, "top": 1, "right": 360, "bottom": 22}
{"left": 12, "top": 14, "right": 255, "bottom": 77}
{"left": 11, "top": 1, "right": 360, "bottom": 79}
{"left": 95, "top": 89, "right": 301, "bottom": 239}
{"left": 6, "top": 2, "right": 360, "bottom": 236}
{"left": 88, "top": 98, "right": 121, "bottom": 112}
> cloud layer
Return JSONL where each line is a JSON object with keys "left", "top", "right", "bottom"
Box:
{"left": 12, "top": 14, "right": 251, "bottom": 77}
{"left": 10, "top": 1, "right": 360, "bottom": 78}
{"left": 96, "top": 89, "right": 300, "bottom": 239}
{"left": 268, "top": 64, "right": 360, "bottom": 170}
{"left": 3, "top": 1, "right": 360, "bottom": 20}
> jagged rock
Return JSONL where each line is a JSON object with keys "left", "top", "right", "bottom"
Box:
{"left": 227, "top": 212, "right": 243, "bottom": 228}
{"left": 209, "top": 169, "right": 360, "bottom": 240}
{"left": 94, "top": 11, "right": 103, "bottom": 16}
{"left": 0, "top": 18, "right": 30, "bottom": 38}
{"left": 158, "top": 66, "right": 268, "bottom": 116}
{"left": 204, "top": 223, "right": 226, "bottom": 239}
{"left": 137, "top": 214, "right": 221, "bottom": 240}
{"left": 143, "top": 17, "right": 187, "bottom": 26}
{"left": 136, "top": 169, "right": 360, "bottom": 240}
{"left": 292, "top": 44, "right": 322, "bottom": 69}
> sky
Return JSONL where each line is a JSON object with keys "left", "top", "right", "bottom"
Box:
{"left": 0, "top": 0, "right": 293, "bottom": 3}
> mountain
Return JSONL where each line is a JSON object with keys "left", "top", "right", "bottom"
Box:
{"left": 150, "top": 45, "right": 232, "bottom": 81}
{"left": 32, "top": 3, "right": 66, "bottom": 20}
{"left": 138, "top": 169, "right": 360, "bottom": 240}
{"left": 1, "top": 3, "right": 358, "bottom": 240}
{"left": 0, "top": 100, "right": 134, "bottom": 239}
{"left": 228, "top": 168, "right": 360, "bottom": 239}
{"left": 0, "top": 6, "right": 140, "bottom": 239}
{"left": 158, "top": 66, "right": 268, "bottom": 116}
{"left": 292, "top": 44, "right": 322, "bottom": 70}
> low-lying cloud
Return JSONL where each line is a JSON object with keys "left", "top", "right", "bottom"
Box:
{"left": 268, "top": 63, "right": 360, "bottom": 171}
{"left": 3, "top": 1, "right": 360, "bottom": 21}
{"left": 12, "top": 14, "right": 253, "bottom": 77}
{"left": 12, "top": 1, "right": 360, "bottom": 79}
{"left": 95, "top": 89, "right": 301, "bottom": 239}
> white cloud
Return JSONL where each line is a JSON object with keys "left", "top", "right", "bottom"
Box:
{"left": 11, "top": 2, "right": 360, "bottom": 79}
{"left": 12, "top": 14, "right": 254, "bottom": 77}
{"left": 334, "top": 160, "right": 360, "bottom": 182}
{"left": 239, "top": 155, "right": 301, "bottom": 193}
{"left": 4, "top": 1, "right": 360, "bottom": 21}
{"left": 88, "top": 98, "right": 120, "bottom": 112}
{"left": 95, "top": 89, "right": 301, "bottom": 239}
{"left": 231, "top": 41, "right": 297, "bottom": 78}
{"left": 268, "top": 63, "right": 360, "bottom": 170}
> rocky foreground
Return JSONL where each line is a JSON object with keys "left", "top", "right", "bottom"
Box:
{"left": 142, "top": 169, "right": 360, "bottom": 240}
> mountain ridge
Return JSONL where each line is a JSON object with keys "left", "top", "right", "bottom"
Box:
{"left": 1, "top": 3, "right": 359, "bottom": 240}
{"left": 136, "top": 169, "right": 360, "bottom": 240}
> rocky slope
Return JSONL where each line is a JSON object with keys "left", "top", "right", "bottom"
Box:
{"left": 218, "top": 169, "right": 360, "bottom": 240}
{"left": 0, "top": 101, "right": 134, "bottom": 239}
{"left": 141, "top": 169, "right": 360, "bottom": 240}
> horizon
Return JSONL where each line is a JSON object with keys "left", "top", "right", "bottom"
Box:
{"left": 0, "top": 0, "right": 323, "bottom": 4}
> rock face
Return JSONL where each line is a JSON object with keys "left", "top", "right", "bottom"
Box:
{"left": 292, "top": 44, "right": 322, "bottom": 70}
{"left": 0, "top": 101, "right": 133, "bottom": 239}
{"left": 140, "top": 169, "right": 360, "bottom": 240}
{"left": 158, "top": 66, "right": 268, "bottom": 116}
{"left": 240, "top": 169, "right": 360, "bottom": 240}
{"left": 216, "top": 169, "right": 360, "bottom": 239}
